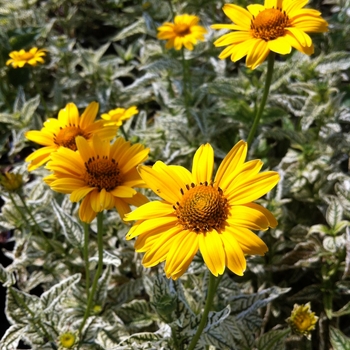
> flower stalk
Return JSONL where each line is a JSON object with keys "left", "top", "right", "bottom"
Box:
{"left": 247, "top": 52, "right": 275, "bottom": 147}
{"left": 79, "top": 212, "right": 104, "bottom": 335}
{"left": 187, "top": 273, "right": 222, "bottom": 350}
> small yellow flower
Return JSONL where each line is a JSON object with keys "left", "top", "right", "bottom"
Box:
{"left": 157, "top": 14, "right": 207, "bottom": 51}
{"left": 44, "top": 135, "right": 149, "bottom": 223}
{"left": 101, "top": 106, "right": 138, "bottom": 127}
{"left": 93, "top": 304, "right": 102, "bottom": 314}
{"left": 287, "top": 302, "right": 318, "bottom": 339}
{"left": 59, "top": 332, "right": 76, "bottom": 348}
{"left": 125, "top": 140, "right": 279, "bottom": 280}
{"left": 211, "top": 0, "right": 328, "bottom": 69}
{"left": 6, "top": 47, "right": 47, "bottom": 68}
{"left": 25, "top": 102, "right": 118, "bottom": 171}
{"left": 0, "top": 172, "right": 23, "bottom": 192}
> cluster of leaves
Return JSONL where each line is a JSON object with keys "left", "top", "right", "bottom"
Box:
{"left": 0, "top": 0, "right": 349, "bottom": 349}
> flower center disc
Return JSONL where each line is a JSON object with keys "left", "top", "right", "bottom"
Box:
{"left": 22, "top": 52, "right": 35, "bottom": 60}
{"left": 175, "top": 24, "right": 191, "bottom": 37}
{"left": 84, "top": 157, "right": 121, "bottom": 191}
{"left": 251, "top": 8, "right": 289, "bottom": 41}
{"left": 54, "top": 126, "right": 89, "bottom": 151}
{"left": 175, "top": 184, "right": 229, "bottom": 232}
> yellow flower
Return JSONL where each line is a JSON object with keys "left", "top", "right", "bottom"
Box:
{"left": 287, "top": 302, "right": 318, "bottom": 339}
{"left": 157, "top": 14, "right": 207, "bottom": 51}
{"left": 125, "top": 141, "right": 279, "bottom": 280}
{"left": 44, "top": 135, "right": 149, "bottom": 223}
{"left": 211, "top": 0, "right": 328, "bottom": 69}
{"left": 59, "top": 332, "right": 76, "bottom": 348}
{"left": 25, "top": 102, "right": 118, "bottom": 171}
{"left": 6, "top": 47, "right": 47, "bottom": 68}
{"left": 101, "top": 106, "right": 138, "bottom": 127}
{"left": 0, "top": 172, "right": 23, "bottom": 192}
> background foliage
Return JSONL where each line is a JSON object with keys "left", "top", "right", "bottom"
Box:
{"left": 0, "top": 0, "right": 349, "bottom": 349}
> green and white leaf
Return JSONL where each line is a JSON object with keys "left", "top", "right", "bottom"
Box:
{"left": 0, "top": 263, "right": 16, "bottom": 287}
{"left": 329, "top": 326, "right": 350, "bottom": 350}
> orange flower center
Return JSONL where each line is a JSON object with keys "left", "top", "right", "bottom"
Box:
{"left": 84, "top": 156, "right": 121, "bottom": 191}
{"left": 174, "top": 182, "right": 229, "bottom": 232}
{"left": 54, "top": 126, "right": 90, "bottom": 151}
{"left": 251, "top": 8, "right": 289, "bottom": 41}
{"left": 175, "top": 23, "right": 191, "bottom": 37}
{"left": 21, "top": 52, "right": 35, "bottom": 60}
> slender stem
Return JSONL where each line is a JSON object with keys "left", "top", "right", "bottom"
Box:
{"left": 79, "top": 212, "right": 104, "bottom": 334}
{"left": 246, "top": 53, "right": 276, "bottom": 147}
{"left": 187, "top": 273, "right": 222, "bottom": 350}
{"left": 31, "top": 71, "right": 49, "bottom": 116}
{"left": 120, "top": 124, "right": 128, "bottom": 141}
{"left": 83, "top": 222, "right": 90, "bottom": 298}
{"left": 166, "top": 0, "right": 175, "bottom": 20}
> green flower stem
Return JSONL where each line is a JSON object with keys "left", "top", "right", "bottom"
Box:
{"left": 166, "top": 0, "right": 175, "bottom": 20}
{"left": 120, "top": 124, "right": 129, "bottom": 141}
{"left": 79, "top": 212, "right": 104, "bottom": 335}
{"left": 246, "top": 52, "right": 276, "bottom": 147}
{"left": 31, "top": 71, "right": 49, "bottom": 116}
{"left": 181, "top": 48, "right": 191, "bottom": 124}
{"left": 187, "top": 272, "right": 222, "bottom": 350}
{"left": 83, "top": 222, "right": 90, "bottom": 298}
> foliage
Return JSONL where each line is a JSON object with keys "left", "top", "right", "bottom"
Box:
{"left": 0, "top": 0, "right": 349, "bottom": 349}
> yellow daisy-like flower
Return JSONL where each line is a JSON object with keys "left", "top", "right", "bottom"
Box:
{"left": 125, "top": 140, "right": 279, "bottom": 280}
{"left": 211, "top": 0, "right": 328, "bottom": 69}
{"left": 6, "top": 47, "right": 47, "bottom": 68}
{"left": 44, "top": 135, "right": 149, "bottom": 223}
{"left": 287, "top": 302, "right": 318, "bottom": 339}
{"left": 25, "top": 102, "right": 118, "bottom": 171}
{"left": 59, "top": 332, "right": 76, "bottom": 349}
{"left": 157, "top": 14, "right": 207, "bottom": 51}
{"left": 101, "top": 106, "right": 138, "bottom": 127}
{"left": 0, "top": 172, "right": 24, "bottom": 192}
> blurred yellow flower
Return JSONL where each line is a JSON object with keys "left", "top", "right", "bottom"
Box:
{"left": 25, "top": 102, "right": 117, "bottom": 171}
{"left": 157, "top": 14, "right": 207, "bottom": 51}
{"left": 287, "top": 302, "right": 318, "bottom": 339}
{"left": 212, "top": 0, "right": 328, "bottom": 69}
{"left": 6, "top": 47, "right": 47, "bottom": 68}
{"left": 125, "top": 140, "right": 279, "bottom": 280}
{"left": 44, "top": 135, "right": 149, "bottom": 223}
{"left": 101, "top": 106, "right": 138, "bottom": 126}
{"left": 0, "top": 172, "right": 23, "bottom": 192}
{"left": 59, "top": 332, "right": 76, "bottom": 348}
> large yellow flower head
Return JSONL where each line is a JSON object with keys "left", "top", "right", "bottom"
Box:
{"left": 101, "top": 106, "right": 138, "bottom": 127}
{"left": 25, "top": 102, "right": 118, "bottom": 171}
{"left": 125, "top": 141, "right": 279, "bottom": 280}
{"left": 44, "top": 135, "right": 149, "bottom": 223}
{"left": 6, "top": 47, "right": 47, "bottom": 68}
{"left": 211, "top": 0, "right": 328, "bottom": 69}
{"left": 157, "top": 14, "right": 207, "bottom": 51}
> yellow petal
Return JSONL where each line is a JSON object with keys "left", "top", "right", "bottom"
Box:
{"left": 138, "top": 163, "right": 183, "bottom": 203}
{"left": 80, "top": 102, "right": 99, "bottom": 129}
{"left": 141, "top": 226, "right": 183, "bottom": 267}
{"left": 25, "top": 130, "right": 53, "bottom": 145}
{"left": 283, "top": 32, "right": 314, "bottom": 55}
{"left": 228, "top": 38, "right": 258, "bottom": 62}
{"left": 246, "top": 39, "right": 270, "bottom": 69}
{"left": 247, "top": 4, "right": 265, "bottom": 17}
{"left": 114, "top": 197, "right": 132, "bottom": 220}
{"left": 245, "top": 202, "right": 278, "bottom": 228}
{"left": 198, "top": 230, "right": 226, "bottom": 276}
{"left": 211, "top": 24, "right": 247, "bottom": 31}
{"left": 76, "top": 136, "right": 93, "bottom": 162}
{"left": 285, "top": 27, "right": 312, "bottom": 47}
{"left": 284, "top": 0, "right": 310, "bottom": 15}
{"left": 213, "top": 31, "right": 252, "bottom": 47}
{"left": 268, "top": 37, "right": 292, "bottom": 55}
{"left": 220, "top": 230, "right": 246, "bottom": 275}
{"left": 165, "top": 230, "right": 199, "bottom": 279}
{"left": 127, "top": 216, "right": 177, "bottom": 240}
{"left": 215, "top": 140, "right": 247, "bottom": 190}
{"left": 123, "top": 192, "right": 149, "bottom": 207}
{"left": 49, "top": 178, "right": 87, "bottom": 194}
{"left": 227, "top": 205, "right": 269, "bottom": 231}
{"left": 222, "top": 4, "right": 252, "bottom": 28}
{"left": 124, "top": 201, "right": 174, "bottom": 221}
{"left": 227, "top": 171, "right": 280, "bottom": 204}
{"left": 224, "top": 226, "right": 268, "bottom": 256}
{"left": 192, "top": 144, "right": 214, "bottom": 184}
{"left": 109, "top": 186, "right": 136, "bottom": 198}
{"left": 79, "top": 196, "right": 97, "bottom": 223}
{"left": 70, "top": 186, "right": 95, "bottom": 202}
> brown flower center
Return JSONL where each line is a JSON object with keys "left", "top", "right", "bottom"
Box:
{"left": 84, "top": 156, "right": 122, "bottom": 192}
{"left": 175, "top": 23, "right": 191, "bottom": 37}
{"left": 174, "top": 182, "right": 229, "bottom": 233}
{"left": 53, "top": 126, "right": 90, "bottom": 151}
{"left": 294, "top": 312, "right": 312, "bottom": 331}
{"left": 251, "top": 8, "right": 289, "bottom": 41}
